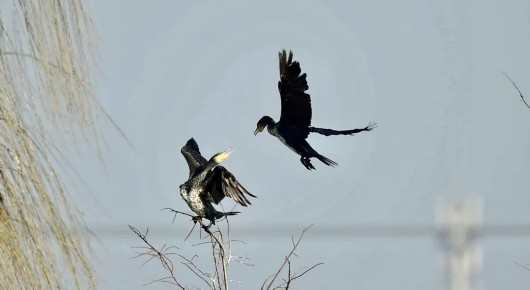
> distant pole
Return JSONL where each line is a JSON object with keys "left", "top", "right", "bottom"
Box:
{"left": 436, "top": 196, "right": 483, "bottom": 290}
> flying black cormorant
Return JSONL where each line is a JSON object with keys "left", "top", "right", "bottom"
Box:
{"left": 179, "top": 138, "right": 256, "bottom": 229}
{"left": 254, "top": 50, "right": 376, "bottom": 170}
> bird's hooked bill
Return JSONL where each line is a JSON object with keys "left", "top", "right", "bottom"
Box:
{"left": 213, "top": 148, "right": 233, "bottom": 165}
{"left": 223, "top": 148, "right": 233, "bottom": 156}
{"left": 254, "top": 127, "right": 263, "bottom": 135}
{"left": 220, "top": 148, "right": 233, "bottom": 160}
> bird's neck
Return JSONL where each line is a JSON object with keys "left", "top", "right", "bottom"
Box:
{"left": 203, "top": 160, "right": 218, "bottom": 172}
{"left": 267, "top": 125, "right": 277, "bottom": 136}
{"left": 264, "top": 118, "right": 277, "bottom": 135}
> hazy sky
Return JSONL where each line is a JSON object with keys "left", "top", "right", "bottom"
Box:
{"left": 64, "top": 1, "right": 530, "bottom": 289}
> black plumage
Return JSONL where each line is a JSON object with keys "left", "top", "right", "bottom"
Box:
{"left": 254, "top": 50, "right": 376, "bottom": 170}
{"left": 179, "top": 138, "right": 256, "bottom": 229}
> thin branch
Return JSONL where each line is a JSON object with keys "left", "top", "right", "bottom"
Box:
{"left": 135, "top": 207, "right": 251, "bottom": 289}
{"left": 263, "top": 225, "right": 322, "bottom": 290}
{"left": 128, "top": 225, "right": 186, "bottom": 290}
{"left": 274, "top": 263, "right": 324, "bottom": 290}
{"left": 229, "top": 256, "right": 254, "bottom": 267}
{"left": 514, "top": 261, "right": 530, "bottom": 272}
{"left": 285, "top": 259, "right": 291, "bottom": 289}
{"left": 502, "top": 71, "right": 530, "bottom": 110}
{"left": 161, "top": 207, "right": 198, "bottom": 241}
{"left": 218, "top": 221, "right": 230, "bottom": 290}
{"left": 209, "top": 234, "right": 221, "bottom": 290}
{"left": 264, "top": 225, "right": 312, "bottom": 290}
{"left": 161, "top": 207, "right": 196, "bottom": 220}
{"left": 179, "top": 256, "right": 214, "bottom": 289}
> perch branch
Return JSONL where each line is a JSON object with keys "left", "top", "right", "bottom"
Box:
{"left": 502, "top": 71, "right": 530, "bottom": 110}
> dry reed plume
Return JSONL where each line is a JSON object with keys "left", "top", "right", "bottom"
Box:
{"left": 0, "top": 0, "right": 122, "bottom": 288}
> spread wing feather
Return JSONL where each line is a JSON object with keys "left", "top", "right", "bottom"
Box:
{"left": 181, "top": 138, "right": 208, "bottom": 178}
{"left": 278, "top": 49, "right": 312, "bottom": 138}
{"left": 205, "top": 166, "right": 256, "bottom": 206}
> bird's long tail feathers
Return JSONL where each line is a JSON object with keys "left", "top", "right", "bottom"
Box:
{"left": 316, "top": 154, "right": 338, "bottom": 167}
{"left": 309, "top": 122, "right": 377, "bottom": 136}
{"left": 215, "top": 211, "right": 240, "bottom": 220}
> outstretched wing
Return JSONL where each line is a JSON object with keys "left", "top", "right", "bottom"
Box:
{"left": 181, "top": 138, "right": 207, "bottom": 178}
{"left": 309, "top": 122, "right": 377, "bottom": 136}
{"left": 204, "top": 166, "right": 256, "bottom": 207}
{"left": 278, "top": 49, "right": 312, "bottom": 136}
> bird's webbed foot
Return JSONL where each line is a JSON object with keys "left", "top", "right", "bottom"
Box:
{"left": 191, "top": 216, "right": 213, "bottom": 234}
{"left": 192, "top": 216, "right": 201, "bottom": 224}
{"left": 300, "top": 157, "right": 316, "bottom": 170}
{"left": 202, "top": 221, "right": 213, "bottom": 234}
{"left": 364, "top": 122, "right": 377, "bottom": 131}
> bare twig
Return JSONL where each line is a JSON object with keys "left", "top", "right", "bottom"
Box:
{"left": 262, "top": 225, "right": 322, "bottom": 290}
{"left": 514, "top": 261, "right": 530, "bottom": 272}
{"left": 162, "top": 206, "right": 234, "bottom": 289}
{"left": 219, "top": 221, "right": 230, "bottom": 290}
{"left": 285, "top": 259, "right": 292, "bottom": 289}
{"left": 161, "top": 208, "right": 196, "bottom": 220}
{"left": 178, "top": 254, "right": 214, "bottom": 289}
{"left": 205, "top": 227, "right": 229, "bottom": 290}
{"left": 502, "top": 71, "right": 530, "bottom": 110}
{"left": 161, "top": 208, "right": 198, "bottom": 241}
{"left": 274, "top": 263, "right": 324, "bottom": 290}
{"left": 132, "top": 207, "right": 254, "bottom": 289}
{"left": 128, "top": 225, "right": 186, "bottom": 289}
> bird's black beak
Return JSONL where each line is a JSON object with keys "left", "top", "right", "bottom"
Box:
{"left": 254, "top": 128, "right": 259, "bottom": 136}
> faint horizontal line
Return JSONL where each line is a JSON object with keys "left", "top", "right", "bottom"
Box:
{"left": 85, "top": 224, "right": 530, "bottom": 239}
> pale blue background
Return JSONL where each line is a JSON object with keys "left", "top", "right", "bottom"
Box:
{"left": 68, "top": 0, "right": 530, "bottom": 289}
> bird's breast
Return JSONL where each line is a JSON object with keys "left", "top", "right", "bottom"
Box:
{"left": 181, "top": 186, "right": 207, "bottom": 216}
{"left": 276, "top": 135, "right": 300, "bottom": 155}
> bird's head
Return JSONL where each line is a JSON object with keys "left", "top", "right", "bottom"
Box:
{"left": 212, "top": 148, "right": 233, "bottom": 165}
{"left": 254, "top": 116, "right": 274, "bottom": 135}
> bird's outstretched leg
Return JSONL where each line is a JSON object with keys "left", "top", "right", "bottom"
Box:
{"left": 197, "top": 218, "right": 213, "bottom": 234}
{"left": 300, "top": 157, "right": 316, "bottom": 170}
{"left": 202, "top": 224, "right": 213, "bottom": 234}
{"left": 191, "top": 216, "right": 214, "bottom": 234}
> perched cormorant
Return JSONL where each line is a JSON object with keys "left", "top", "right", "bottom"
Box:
{"left": 254, "top": 50, "right": 377, "bottom": 170}
{"left": 179, "top": 138, "right": 256, "bottom": 229}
